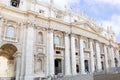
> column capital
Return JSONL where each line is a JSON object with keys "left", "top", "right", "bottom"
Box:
{"left": 64, "top": 32, "right": 69, "bottom": 36}
{"left": 79, "top": 35, "right": 84, "bottom": 39}
{"left": 14, "top": 52, "right": 22, "bottom": 57}
{"left": 26, "top": 21, "right": 35, "bottom": 29}
{"left": 47, "top": 28, "right": 54, "bottom": 33}
{"left": 103, "top": 43, "right": 108, "bottom": 47}
{"left": 88, "top": 38, "right": 93, "bottom": 42}
{"left": 70, "top": 33, "right": 75, "bottom": 37}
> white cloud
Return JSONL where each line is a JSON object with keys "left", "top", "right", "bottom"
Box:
{"left": 96, "top": 0, "right": 120, "bottom": 5}
{"left": 85, "top": 0, "right": 120, "bottom": 8}
{"left": 40, "top": 0, "right": 80, "bottom": 9}
{"left": 101, "top": 14, "right": 120, "bottom": 35}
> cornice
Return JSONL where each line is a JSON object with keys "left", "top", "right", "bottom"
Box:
{"left": 0, "top": 3, "right": 27, "bottom": 15}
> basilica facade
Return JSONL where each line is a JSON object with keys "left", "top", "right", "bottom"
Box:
{"left": 0, "top": 0, "right": 120, "bottom": 80}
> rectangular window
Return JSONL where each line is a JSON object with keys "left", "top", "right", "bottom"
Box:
{"left": 56, "top": 51, "right": 61, "bottom": 54}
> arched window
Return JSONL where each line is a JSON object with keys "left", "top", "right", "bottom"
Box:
{"left": 83, "top": 41, "right": 86, "bottom": 48}
{"left": 38, "top": 32, "right": 43, "bottom": 44}
{"left": 6, "top": 26, "right": 15, "bottom": 38}
{"left": 75, "top": 39, "right": 78, "bottom": 48}
{"left": 55, "top": 36, "right": 60, "bottom": 45}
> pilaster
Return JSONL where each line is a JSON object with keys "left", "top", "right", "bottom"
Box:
{"left": 71, "top": 33, "right": 77, "bottom": 75}
{"left": 79, "top": 36, "right": 85, "bottom": 74}
{"left": 90, "top": 39, "right": 95, "bottom": 73}
{"left": 47, "top": 28, "right": 54, "bottom": 76}
{"left": 0, "top": 17, "right": 3, "bottom": 43}
{"left": 110, "top": 46, "right": 115, "bottom": 67}
{"left": 104, "top": 44, "right": 109, "bottom": 70}
{"left": 24, "top": 22, "right": 35, "bottom": 80}
{"left": 15, "top": 52, "right": 21, "bottom": 80}
{"left": 64, "top": 32, "right": 71, "bottom": 75}
{"left": 20, "top": 22, "right": 27, "bottom": 80}
{"left": 95, "top": 40, "right": 102, "bottom": 71}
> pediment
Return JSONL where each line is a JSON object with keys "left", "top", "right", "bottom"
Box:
{"left": 73, "top": 21, "right": 98, "bottom": 33}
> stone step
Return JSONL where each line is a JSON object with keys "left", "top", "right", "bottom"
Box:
{"left": 94, "top": 73, "right": 120, "bottom": 80}
{"left": 52, "top": 74, "right": 93, "bottom": 80}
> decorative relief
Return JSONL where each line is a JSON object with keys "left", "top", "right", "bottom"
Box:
{"left": 36, "top": 19, "right": 49, "bottom": 28}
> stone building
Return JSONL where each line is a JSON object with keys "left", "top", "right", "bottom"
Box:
{"left": 0, "top": 0, "right": 120, "bottom": 80}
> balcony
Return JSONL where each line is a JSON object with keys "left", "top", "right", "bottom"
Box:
{"left": 84, "top": 48, "right": 91, "bottom": 52}
{"left": 54, "top": 44, "right": 65, "bottom": 50}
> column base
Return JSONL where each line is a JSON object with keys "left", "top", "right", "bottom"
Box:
{"left": 20, "top": 76, "right": 24, "bottom": 80}
{"left": 81, "top": 71, "right": 86, "bottom": 74}
{"left": 24, "top": 76, "right": 34, "bottom": 80}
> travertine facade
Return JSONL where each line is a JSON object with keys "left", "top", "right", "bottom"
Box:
{"left": 0, "top": 0, "right": 120, "bottom": 80}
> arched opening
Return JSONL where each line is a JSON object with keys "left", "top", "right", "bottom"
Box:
{"left": 83, "top": 41, "right": 87, "bottom": 49}
{"left": 0, "top": 44, "right": 17, "bottom": 79}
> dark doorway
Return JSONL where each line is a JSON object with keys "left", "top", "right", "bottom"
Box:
{"left": 101, "top": 61, "right": 104, "bottom": 70}
{"left": 76, "top": 64, "right": 79, "bottom": 73}
{"left": 85, "top": 60, "right": 89, "bottom": 72}
{"left": 55, "top": 59, "right": 62, "bottom": 75}
{"left": 115, "top": 58, "right": 118, "bottom": 67}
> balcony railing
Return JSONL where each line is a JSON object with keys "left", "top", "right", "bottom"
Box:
{"left": 0, "top": 77, "right": 15, "bottom": 80}
{"left": 84, "top": 48, "right": 91, "bottom": 52}
{"left": 54, "top": 44, "right": 64, "bottom": 50}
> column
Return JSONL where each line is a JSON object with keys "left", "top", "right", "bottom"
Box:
{"left": 110, "top": 47, "right": 115, "bottom": 67}
{"left": 104, "top": 45, "right": 109, "bottom": 70}
{"left": 116, "top": 50, "right": 120, "bottom": 67}
{"left": 64, "top": 32, "right": 71, "bottom": 75}
{"left": 24, "top": 23, "right": 34, "bottom": 80}
{"left": 15, "top": 52, "right": 21, "bottom": 80}
{"left": 79, "top": 36, "right": 85, "bottom": 74}
{"left": 0, "top": 17, "right": 3, "bottom": 43}
{"left": 48, "top": 29, "right": 54, "bottom": 76}
{"left": 90, "top": 39, "right": 95, "bottom": 73}
{"left": 95, "top": 41, "right": 102, "bottom": 71}
{"left": 71, "top": 34, "right": 77, "bottom": 75}
{"left": 20, "top": 24, "right": 27, "bottom": 80}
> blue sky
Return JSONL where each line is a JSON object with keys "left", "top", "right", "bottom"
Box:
{"left": 40, "top": 0, "right": 120, "bottom": 42}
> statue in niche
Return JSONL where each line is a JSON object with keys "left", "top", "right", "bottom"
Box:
{"left": 34, "top": 55, "right": 42, "bottom": 73}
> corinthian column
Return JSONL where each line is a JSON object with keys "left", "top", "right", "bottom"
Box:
{"left": 79, "top": 36, "right": 85, "bottom": 74}
{"left": 71, "top": 34, "right": 77, "bottom": 75}
{"left": 0, "top": 17, "right": 3, "bottom": 43}
{"left": 24, "top": 23, "right": 35, "bottom": 80}
{"left": 64, "top": 32, "right": 71, "bottom": 75}
{"left": 90, "top": 39, "right": 95, "bottom": 73}
{"left": 48, "top": 28, "right": 54, "bottom": 76}
{"left": 95, "top": 41, "right": 102, "bottom": 71}
{"left": 104, "top": 45, "right": 109, "bottom": 70}
{"left": 110, "top": 47, "right": 115, "bottom": 67}
{"left": 15, "top": 52, "right": 21, "bottom": 80}
{"left": 116, "top": 50, "right": 120, "bottom": 67}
